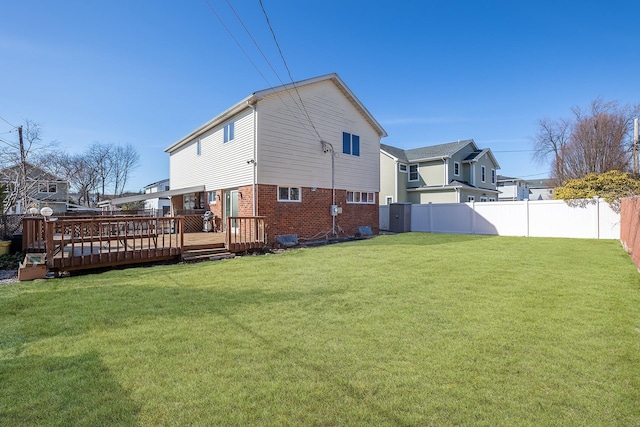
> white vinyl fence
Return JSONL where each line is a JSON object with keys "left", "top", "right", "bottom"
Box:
{"left": 380, "top": 199, "right": 620, "bottom": 239}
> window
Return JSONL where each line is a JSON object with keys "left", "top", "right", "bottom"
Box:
{"left": 409, "top": 164, "right": 418, "bottom": 181}
{"left": 38, "top": 182, "right": 57, "bottom": 193}
{"left": 491, "top": 169, "right": 496, "bottom": 184}
{"left": 207, "top": 191, "right": 217, "bottom": 204}
{"left": 385, "top": 196, "right": 393, "bottom": 204}
{"left": 342, "top": 132, "right": 360, "bottom": 156}
{"left": 196, "top": 139, "right": 201, "bottom": 156}
{"left": 481, "top": 166, "right": 486, "bottom": 182}
{"left": 399, "top": 164, "right": 407, "bottom": 173}
{"left": 489, "top": 197, "right": 496, "bottom": 202}
{"left": 467, "top": 196, "right": 475, "bottom": 202}
{"left": 223, "top": 122, "right": 235, "bottom": 143}
{"left": 347, "top": 191, "right": 375, "bottom": 204}
{"left": 454, "top": 161, "right": 460, "bottom": 176}
{"left": 278, "top": 186, "right": 301, "bottom": 202}
{"left": 480, "top": 196, "right": 488, "bottom": 202}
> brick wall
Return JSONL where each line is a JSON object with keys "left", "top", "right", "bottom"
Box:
{"left": 620, "top": 197, "right": 640, "bottom": 269}
{"left": 257, "top": 184, "right": 378, "bottom": 244}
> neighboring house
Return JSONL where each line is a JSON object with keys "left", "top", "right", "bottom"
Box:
{"left": 380, "top": 140, "right": 500, "bottom": 204}
{"left": 144, "top": 178, "right": 171, "bottom": 216}
{"left": 0, "top": 163, "right": 69, "bottom": 214}
{"left": 497, "top": 175, "right": 530, "bottom": 201}
{"left": 526, "top": 178, "right": 555, "bottom": 200}
{"left": 164, "top": 73, "right": 387, "bottom": 243}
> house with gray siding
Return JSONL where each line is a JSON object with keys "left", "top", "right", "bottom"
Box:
{"left": 380, "top": 140, "right": 500, "bottom": 204}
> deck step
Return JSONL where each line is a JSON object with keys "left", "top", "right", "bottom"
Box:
{"left": 182, "top": 246, "right": 235, "bottom": 262}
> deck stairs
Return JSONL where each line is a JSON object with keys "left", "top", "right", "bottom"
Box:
{"left": 182, "top": 243, "right": 235, "bottom": 262}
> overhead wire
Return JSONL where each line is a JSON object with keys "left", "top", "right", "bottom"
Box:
{"left": 0, "top": 115, "right": 17, "bottom": 129}
{"left": 258, "top": 0, "right": 322, "bottom": 141}
{"left": 222, "top": 0, "right": 320, "bottom": 140}
{"left": 202, "top": 0, "right": 320, "bottom": 140}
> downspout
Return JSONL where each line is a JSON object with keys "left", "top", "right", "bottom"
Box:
{"left": 321, "top": 140, "right": 336, "bottom": 236}
{"left": 248, "top": 101, "right": 257, "bottom": 216}
{"left": 442, "top": 157, "right": 448, "bottom": 186}
{"left": 394, "top": 161, "right": 398, "bottom": 203}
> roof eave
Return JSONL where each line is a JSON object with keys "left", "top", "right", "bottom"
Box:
{"left": 165, "top": 95, "right": 258, "bottom": 153}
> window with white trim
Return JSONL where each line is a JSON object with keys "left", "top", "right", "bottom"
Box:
{"left": 489, "top": 197, "right": 495, "bottom": 202}
{"left": 207, "top": 191, "right": 217, "bottom": 204}
{"left": 480, "top": 196, "right": 488, "bottom": 202}
{"left": 342, "top": 132, "right": 360, "bottom": 156}
{"left": 481, "top": 165, "right": 486, "bottom": 182}
{"left": 454, "top": 161, "right": 460, "bottom": 176}
{"left": 278, "top": 186, "right": 301, "bottom": 202}
{"left": 467, "top": 195, "right": 475, "bottom": 202}
{"left": 223, "top": 122, "right": 235, "bottom": 143}
{"left": 347, "top": 191, "right": 375, "bottom": 204}
{"left": 38, "top": 182, "right": 57, "bottom": 193}
{"left": 385, "top": 196, "right": 393, "bottom": 204}
{"left": 409, "top": 164, "right": 418, "bottom": 181}
{"left": 399, "top": 164, "right": 407, "bottom": 173}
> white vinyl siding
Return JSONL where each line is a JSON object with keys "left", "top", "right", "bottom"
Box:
{"left": 169, "top": 108, "right": 254, "bottom": 190}
{"left": 256, "top": 80, "right": 380, "bottom": 192}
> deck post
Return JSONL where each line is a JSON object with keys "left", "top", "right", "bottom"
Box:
{"left": 45, "top": 219, "right": 54, "bottom": 269}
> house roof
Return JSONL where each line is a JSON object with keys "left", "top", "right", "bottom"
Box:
{"left": 103, "top": 185, "right": 205, "bottom": 206}
{"left": 407, "top": 180, "right": 500, "bottom": 195}
{"left": 381, "top": 140, "right": 479, "bottom": 163}
{"left": 0, "top": 162, "right": 66, "bottom": 182}
{"left": 165, "top": 73, "right": 387, "bottom": 153}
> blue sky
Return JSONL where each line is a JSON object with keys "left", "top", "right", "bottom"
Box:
{"left": 1, "top": 0, "right": 638, "bottom": 191}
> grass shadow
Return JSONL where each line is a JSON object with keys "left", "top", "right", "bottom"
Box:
{"left": 0, "top": 351, "right": 140, "bottom": 425}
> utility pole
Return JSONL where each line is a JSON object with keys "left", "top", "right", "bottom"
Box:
{"left": 18, "top": 125, "right": 28, "bottom": 213}
{"left": 634, "top": 118, "right": 639, "bottom": 176}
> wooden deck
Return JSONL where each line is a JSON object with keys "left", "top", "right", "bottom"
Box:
{"left": 21, "top": 216, "right": 265, "bottom": 273}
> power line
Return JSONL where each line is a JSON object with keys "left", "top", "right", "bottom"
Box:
{"left": 258, "top": 0, "right": 322, "bottom": 141}
{"left": 0, "top": 115, "right": 17, "bottom": 129}
{"left": 201, "top": 0, "right": 321, "bottom": 141}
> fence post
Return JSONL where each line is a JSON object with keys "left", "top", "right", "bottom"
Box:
{"left": 525, "top": 199, "right": 530, "bottom": 237}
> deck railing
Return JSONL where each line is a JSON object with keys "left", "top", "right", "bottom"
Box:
{"left": 225, "top": 216, "right": 266, "bottom": 252}
{"left": 39, "top": 216, "right": 184, "bottom": 272}
{"left": 20, "top": 215, "right": 266, "bottom": 272}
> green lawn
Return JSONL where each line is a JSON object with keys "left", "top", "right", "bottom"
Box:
{"left": 1, "top": 233, "right": 639, "bottom": 426}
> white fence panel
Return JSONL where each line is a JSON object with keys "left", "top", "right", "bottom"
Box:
{"left": 381, "top": 199, "right": 620, "bottom": 239}
{"left": 473, "top": 201, "right": 528, "bottom": 236}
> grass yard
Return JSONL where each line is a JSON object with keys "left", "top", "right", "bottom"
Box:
{"left": 1, "top": 233, "right": 640, "bottom": 426}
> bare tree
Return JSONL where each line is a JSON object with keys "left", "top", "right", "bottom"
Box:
{"left": 533, "top": 98, "right": 640, "bottom": 184}
{"left": 88, "top": 142, "right": 113, "bottom": 202}
{"left": 0, "top": 120, "right": 58, "bottom": 213}
{"left": 112, "top": 143, "right": 140, "bottom": 196}
{"left": 47, "top": 152, "right": 98, "bottom": 207}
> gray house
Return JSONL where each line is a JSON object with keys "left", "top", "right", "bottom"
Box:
{"left": 0, "top": 163, "right": 69, "bottom": 214}
{"left": 380, "top": 140, "right": 500, "bottom": 204}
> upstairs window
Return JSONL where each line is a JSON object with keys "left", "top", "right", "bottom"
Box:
{"left": 409, "top": 165, "right": 419, "bottom": 182}
{"left": 342, "top": 132, "right": 360, "bottom": 156}
{"left": 399, "top": 164, "right": 407, "bottom": 173}
{"left": 454, "top": 161, "right": 460, "bottom": 176}
{"left": 491, "top": 169, "right": 496, "bottom": 184}
{"left": 278, "top": 186, "right": 301, "bottom": 202}
{"left": 38, "top": 182, "right": 57, "bottom": 193}
{"left": 468, "top": 196, "right": 475, "bottom": 202}
{"left": 481, "top": 166, "right": 486, "bottom": 182}
{"left": 224, "top": 122, "right": 235, "bottom": 143}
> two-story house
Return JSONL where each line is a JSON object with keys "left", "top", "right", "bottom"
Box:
{"left": 143, "top": 178, "right": 171, "bottom": 216}
{"left": 497, "top": 175, "right": 530, "bottom": 201}
{"left": 380, "top": 140, "right": 500, "bottom": 204}
{"left": 164, "top": 73, "right": 387, "bottom": 244}
{"left": 0, "top": 163, "right": 69, "bottom": 214}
